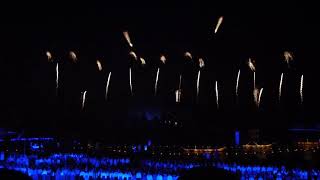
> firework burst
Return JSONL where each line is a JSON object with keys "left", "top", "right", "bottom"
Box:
{"left": 214, "top": 16, "right": 224, "bottom": 34}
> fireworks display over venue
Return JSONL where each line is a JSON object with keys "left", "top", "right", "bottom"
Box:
{"left": 0, "top": 2, "right": 320, "bottom": 180}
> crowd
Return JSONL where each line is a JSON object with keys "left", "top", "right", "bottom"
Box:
{"left": 2, "top": 153, "right": 320, "bottom": 179}
{"left": 2, "top": 153, "right": 179, "bottom": 180}
{"left": 213, "top": 162, "right": 319, "bottom": 180}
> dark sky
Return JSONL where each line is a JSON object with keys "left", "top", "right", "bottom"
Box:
{"left": 0, "top": 2, "right": 319, "bottom": 139}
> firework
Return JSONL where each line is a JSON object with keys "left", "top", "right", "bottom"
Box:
{"left": 253, "top": 88, "right": 259, "bottom": 107}
{"left": 55, "top": 62, "right": 59, "bottom": 95}
{"left": 215, "top": 81, "right": 219, "bottom": 109}
{"left": 300, "top": 74, "right": 304, "bottom": 104}
{"left": 196, "top": 58, "right": 205, "bottom": 100}
{"left": 198, "top": 58, "right": 205, "bottom": 68}
{"left": 129, "top": 67, "right": 133, "bottom": 95}
{"left": 248, "top": 58, "right": 256, "bottom": 89}
{"left": 253, "top": 88, "right": 263, "bottom": 108}
{"left": 46, "top": 51, "right": 52, "bottom": 62}
{"left": 154, "top": 68, "right": 160, "bottom": 96}
{"left": 175, "top": 89, "right": 181, "bottom": 103}
{"left": 176, "top": 75, "right": 182, "bottom": 103}
{"left": 184, "top": 52, "right": 193, "bottom": 60}
{"left": 81, "top": 91, "right": 87, "bottom": 110}
{"left": 258, "top": 88, "right": 264, "bottom": 108}
{"left": 283, "top": 51, "right": 294, "bottom": 68}
{"left": 214, "top": 16, "right": 224, "bottom": 34}
{"left": 96, "top": 60, "right": 102, "bottom": 71}
{"left": 160, "top": 55, "right": 166, "bottom": 64}
{"left": 236, "top": 69, "right": 241, "bottom": 97}
{"left": 140, "top": 57, "right": 146, "bottom": 65}
{"left": 196, "top": 70, "right": 201, "bottom": 100}
{"left": 129, "top": 51, "right": 138, "bottom": 61}
{"left": 123, "top": 31, "right": 133, "bottom": 47}
{"left": 105, "top": 72, "right": 112, "bottom": 101}
{"left": 69, "top": 51, "right": 77, "bottom": 63}
{"left": 248, "top": 58, "right": 256, "bottom": 72}
{"left": 279, "top": 73, "right": 284, "bottom": 103}
{"left": 154, "top": 55, "right": 167, "bottom": 96}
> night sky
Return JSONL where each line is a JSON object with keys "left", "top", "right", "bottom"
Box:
{"left": 0, "top": 2, "right": 319, "bottom": 141}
